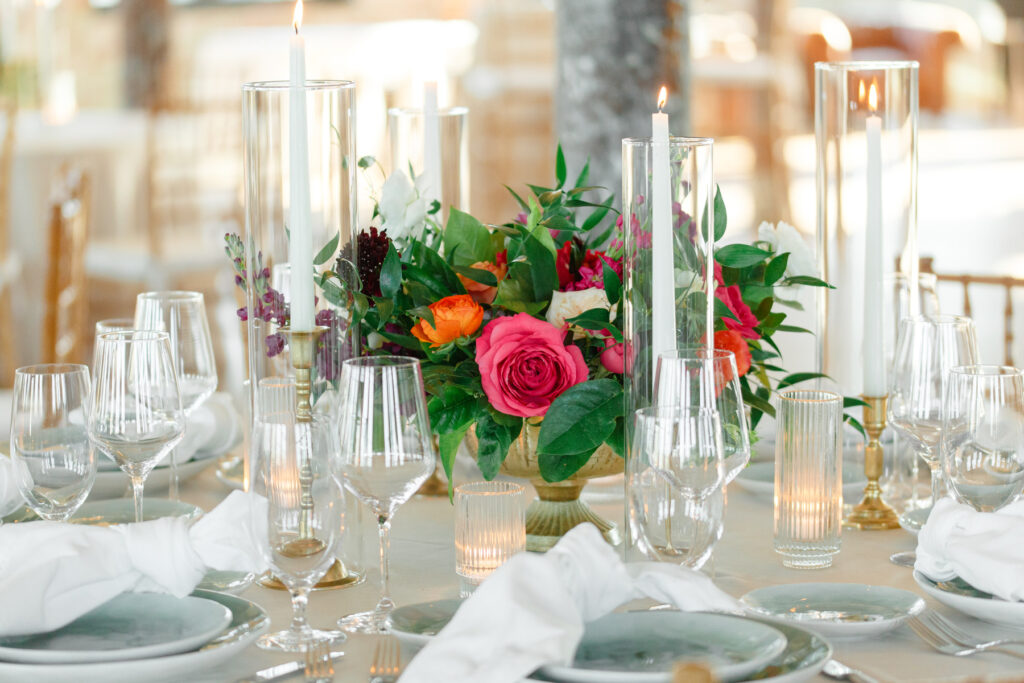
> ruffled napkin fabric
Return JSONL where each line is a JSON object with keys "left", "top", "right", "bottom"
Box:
{"left": 401, "top": 523, "right": 740, "bottom": 683}
{"left": 916, "top": 496, "right": 1024, "bottom": 601}
{"left": 0, "top": 490, "right": 268, "bottom": 637}
{"left": 0, "top": 456, "right": 23, "bottom": 517}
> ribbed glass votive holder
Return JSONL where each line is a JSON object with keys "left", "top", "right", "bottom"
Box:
{"left": 455, "top": 481, "right": 525, "bottom": 595}
{"left": 773, "top": 390, "right": 843, "bottom": 569}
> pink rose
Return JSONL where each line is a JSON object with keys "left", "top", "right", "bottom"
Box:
{"left": 600, "top": 337, "right": 624, "bottom": 374}
{"left": 476, "top": 313, "right": 589, "bottom": 418}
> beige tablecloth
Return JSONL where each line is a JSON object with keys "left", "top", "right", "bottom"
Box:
{"left": 170, "top": 463, "right": 1024, "bottom": 683}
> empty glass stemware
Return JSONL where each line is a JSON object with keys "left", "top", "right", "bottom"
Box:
{"left": 334, "top": 356, "right": 436, "bottom": 634}
{"left": 88, "top": 331, "right": 185, "bottom": 522}
{"left": 134, "top": 291, "right": 218, "bottom": 500}
{"left": 10, "top": 364, "right": 96, "bottom": 520}
{"left": 889, "top": 315, "right": 978, "bottom": 512}
{"left": 942, "top": 365, "right": 1024, "bottom": 511}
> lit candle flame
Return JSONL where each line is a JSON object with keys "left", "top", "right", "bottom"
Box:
{"left": 868, "top": 80, "right": 879, "bottom": 112}
{"left": 657, "top": 86, "right": 668, "bottom": 112}
{"left": 292, "top": 0, "right": 303, "bottom": 34}
{"left": 858, "top": 80, "right": 865, "bottom": 102}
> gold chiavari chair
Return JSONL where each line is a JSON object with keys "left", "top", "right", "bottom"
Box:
{"left": 43, "top": 167, "right": 91, "bottom": 365}
{"left": 0, "top": 93, "right": 18, "bottom": 384}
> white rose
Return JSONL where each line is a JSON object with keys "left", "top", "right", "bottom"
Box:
{"left": 758, "top": 221, "right": 818, "bottom": 279}
{"left": 546, "top": 288, "right": 613, "bottom": 333}
{"left": 379, "top": 170, "right": 428, "bottom": 242}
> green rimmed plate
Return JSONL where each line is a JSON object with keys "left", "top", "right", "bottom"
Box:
{"left": 914, "top": 570, "right": 1024, "bottom": 628}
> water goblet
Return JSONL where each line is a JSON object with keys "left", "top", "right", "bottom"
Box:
{"left": 134, "top": 291, "right": 218, "bottom": 500}
{"left": 10, "top": 364, "right": 96, "bottom": 520}
{"left": 334, "top": 356, "right": 435, "bottom": 634}
{"left": 88, "top": 331, "right": 185, "bottom": 522}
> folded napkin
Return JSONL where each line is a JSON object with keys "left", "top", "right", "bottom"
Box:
{"left": 0, "top": 490, "right": 268, "bottom": 636}
{"left": 0, "top": 456, "right": 24, "bottom": 518}
{"left": 401, "top": 523, "right": 740, "bottom": 683}
{"left": 916, "top": 496, "right": 1024, "bottom": 601}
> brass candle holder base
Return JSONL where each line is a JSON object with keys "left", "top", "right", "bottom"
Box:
{"left": 844, "top": 394, "right": 901, "bottom": 530}
{"left": 260, "top": 559, "right": 365, "bottom": 592}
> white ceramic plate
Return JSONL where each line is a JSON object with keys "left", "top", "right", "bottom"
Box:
{"left": 732, "top": 461, "right": 867, "bottom": 502}
{"left": 913, "top": 570, "right": 1024, "bottom": 629}
{"left": 0, "top": 594, "right": 231, "bottom": 664}
{"left": 4, "top": 499, "right": 203, "bottom": 525}
{"left": 740, "top": 583, "right": 924, "bottom": 639}
{"left": 0, "top": 590, "right": 267, "bottom": 681}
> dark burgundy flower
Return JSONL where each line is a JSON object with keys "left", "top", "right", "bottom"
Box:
{"left": 339, "top": 227, "right": 392, "bottom": 298}
{"left": 266, "top": 332, "right": 285, "bottom": 357}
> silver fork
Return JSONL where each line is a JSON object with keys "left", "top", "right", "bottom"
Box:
{"left": 921, "top": 611, "right": 1024, "bottom": 650}
{"left": 305, "top": 640, "right": 335, "bottom": 682}
{"left": 908, "top": 615, "right": 1024, "bottom": 659}
{"left": 369, "top": 636, "right": 402, "bottom": 683}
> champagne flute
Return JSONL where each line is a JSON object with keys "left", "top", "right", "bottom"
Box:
{"left": 942, "top": 365, "right": 1024, "bottom": 511}
{"left": 10, "top": 364, "right": 96, "bottom": 520}
{"left": 88, "top": 331, "right": 185, "bottom": 522}
{"left": 251, "top": 378, "right": 345, "bottom": 651}
{"left": 134, "top": 291, "right": 218, "bottom": 500}
{"left": 889, "top": 315, "right": 978, "bottom": 514}
{"left": 334, "top": 356, "right": 435, "bottom": 634}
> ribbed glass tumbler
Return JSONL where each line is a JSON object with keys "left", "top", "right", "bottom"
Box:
{"left": 454, "top": 481, "right": 525, "bottom": 596}
{"left": 773, "top": 390, "right": 843, "bottom": 569}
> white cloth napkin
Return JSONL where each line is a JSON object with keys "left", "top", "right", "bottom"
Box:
{"left": 916, "top": 496, "right": 1024, "bottom": 601}
{"left": 0, "top": 490, "right": 268, "bottom": 636}
{"left": 400, "top": 523, "right": 740, "bottom": 683}
{"left": 0, "top": 456, "right": 24, "bottom": 517}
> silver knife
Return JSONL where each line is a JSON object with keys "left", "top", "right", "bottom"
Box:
{"left": 237, "top": 651, "right": 345, "bottom": 683}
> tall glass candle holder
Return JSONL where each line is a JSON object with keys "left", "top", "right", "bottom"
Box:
{"left": 387, "top": 106, "right": 470, "bottom": 222}
{"left": 815, "top": 61, "right": 919, "bottom": 395}
{"left": 243, "top": 79, "right": 361, "bottom": 586}
{"left": 454, "top": 481, "right": 525, "bottom": 596}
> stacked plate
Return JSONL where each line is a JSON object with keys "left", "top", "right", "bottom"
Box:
{"left": 0, "top": 590, "right": 268, "bottom": 682}
{"left": 913, "top": 571, "right": 1024, "bottom": 628}
{"left": 388, "top": 600, "right": 833, "bottom": 682}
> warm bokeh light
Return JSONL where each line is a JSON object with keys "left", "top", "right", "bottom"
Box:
{"left": 868, "top": 81, "right": 879, "bottom": 111}
{"left": 657, "top": 86, "right": 668, "bottom": 112}
{"left": 292, "top": 0, "right": 303, "bottom": 34}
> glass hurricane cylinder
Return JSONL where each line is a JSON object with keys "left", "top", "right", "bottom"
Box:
{"left": 774, "top": 390, "right": 843, "bottom": 569}
{"left": 815, "top": 61, "right": 919, "bottom": 394}
{"left": 387, "top": 106, "right": 469, "bottom": 221}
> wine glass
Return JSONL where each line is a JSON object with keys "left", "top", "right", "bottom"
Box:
{"left": 251, "top": 378, "right": 345, "bottom": 651}
{"left": 134, "top": 291, "right": 218, "bottom": 500}
{"left": 10, "top": 364, "right": 96, "bottom": 520}
{"left": 888, "top": 315, "right": 978, "bottom": 514}
{"left": 655, "top": 348, "right": 750, "bottom": 483}
{"left": 334, "top": 356, "right": 435, "bottom": 634}
{"left": 942, "top": 365, "right": 1024, "bottom": 511}
{"left": 88, "top": 331, "right": 185, "bottom": 522}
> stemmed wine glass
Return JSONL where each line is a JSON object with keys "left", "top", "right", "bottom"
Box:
{"left": 134, "top": 291, "right": 218, "bottom": 500}
{"left": 942, "top": 365, "right": 1024, "bottom": 511}
{"left": 88, "top": 331, "right": 185, "bottom": 522}
{"left": 251, "top": 378, "right": 345, "bottom": 651}
{"left": 888, "top": 315, "right": 978, "bottom": 516}
{"left": 334, "top": 356, "right": 435, "bottom": 634}
{"left": 10, "top": 364, "right": 96, "bottom": 520}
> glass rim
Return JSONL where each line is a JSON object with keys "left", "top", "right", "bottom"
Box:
{"left": 388, "top": 105, "right": 469, "bottom": 117}
{"left": 814, "top": 60, "right": 920, "bottom": 72}
{"left": 455, "top": 481, "right": 525, "bottom": 496}
{"left": 15, "top": 363, "right": 90, "bottom": 376}
{"left": 660, "top": 347, "right": 737, "bottom": 363}
{"left": 95, "top": 317, "right": 135, "bottom": 327}
{"left": 96, "top": 330, "right": 170, "bottom": 343}
{"left": 622, "top": 136, "right": 713, "bottom": 148}
{"left": 136, "top": 290, "right": 204, "bottom": 303}
{"left": 242, "top": 79, "right": 355, "bottom": 92}
{"left": 901, "top": 314, "right": 975, "bottom": 328}
{"left": 777, "top": 389, "right": 842, "bottom": 404}
{"left": 949, "top": 364, "right": 1024, "bottom": 378}
{"left": 343, "top": 355, "right": 421, "bottom": 369}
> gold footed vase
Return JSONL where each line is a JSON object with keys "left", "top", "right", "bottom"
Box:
{"left": 467, "top": 423, "right": 624, "bottom": 552}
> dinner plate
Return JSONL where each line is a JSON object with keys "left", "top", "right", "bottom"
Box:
{"left": 3, "top": 499, "right": 203, "bottom": 525}
{"left": 0, "top": 593, "right": 231, "bottom": 664}
{"left": 537, "top": 612, "right": 787, "bottom": 682}
{"left": 0, "top": 590, "right": 268, "bottom": 682}
{"left": 913, "top": 570, "right": 1024, "bottom": 629}
{"left": 214, "top": 454, "right": 244, "bottom": 491}
{"left": 740, "top": 583, "right": 924, "bottom": 639}
{"left": 732, "top": 461, "right": 867, "bottom": 502}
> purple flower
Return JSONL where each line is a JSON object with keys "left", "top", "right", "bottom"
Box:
{"left": 236, "top": 307, "right": 248, "bottom": 321}
{"left": 265, "top": 332, "right": 286, "bottom": 357}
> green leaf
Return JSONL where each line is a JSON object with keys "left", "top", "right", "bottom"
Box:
{"left": 843, "top": 396, "right": 869, "bottom": 409}
{"left": 428, "top": 386, "right": 479, "bottom": 435}
{"left": 713, "top": 186, "right": 727, "bottom": 241}
{"left": 474, "top": 413, "right": 515, "bottom": 479}
{"left": 844, "top": 415, "right": 866, "bottom": 439}
{"left": 439, "top": 423, "right": 471, "bottom": 501}
{"left": 505, "top": 185, "right": 529, "bottom": 213}
{"left": 555, "top": 144, "right": 567, "bottom": 188}
{"left": 523, "top": 234, "right": 557, "bottom": 303}
{"left": 357, "top": 155, "right": 376, "bottom": 169}
{"left": 782, "top": 275, "right": 834, "bottom": 289}
{"left": 313, "top": 231, "right": 340, "bottom": 266}
{"left": 379, "top": 244, "right": 402, "bottom": 299}
{"left": 776, "top": 324, "right": 813, "bottom": 334}
{"left": 537, "top": 379, "right": 623, "bottom": 457}
{"left": 565, "top": 307, "right": 611, "bottom": 331}
{"left": 715, "top": 244, "right": 772, "bottom": 269}
{"left": 581, "top": 195, "right": 614, "bottom": 233}
{"left": 444, "top": 208, "right": 495, "bottom": 266}
{"left": 776, "top": 372, "right": 828, "bottom": 390}
{"left": 451, "top": 265, "right": 498, "bottom": 287}
{"left": 539, "top": 448, "right": 596, "bottom": 484}
{"left": 573, "top": 157, "right": 591, "bottom": 188}
{"left": 764, "top": 253, "right": 789, "bottom": 285}
{"left": 607, "top": 417, "right": 625, "bottom": 458}
{"left": 603, "top": 261, "right": 621, "bottom": 305}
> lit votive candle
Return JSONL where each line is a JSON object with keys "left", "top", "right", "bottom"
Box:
{"left": 455, "top": 481, "right": 526, "bottom": 595}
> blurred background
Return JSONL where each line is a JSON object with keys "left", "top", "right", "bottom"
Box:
{"left": 1, "top": 0, "right": 1023, "bottom": 390}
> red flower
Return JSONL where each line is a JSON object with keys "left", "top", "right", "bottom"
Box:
{"left": 713, "top": 329, "right": 752, "bottom": 378}
{"left": 556, "top": 238, "right": 624, "bottom": 292}
{"left": 713, "top": 261, "right": 760, "bottom": 340}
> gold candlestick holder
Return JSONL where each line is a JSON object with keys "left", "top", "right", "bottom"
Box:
{"left": 260, "top": 325, "right": 363, "bottom": 591}
{"left": 844, "top": 394, "right": 901, "bottom": 530}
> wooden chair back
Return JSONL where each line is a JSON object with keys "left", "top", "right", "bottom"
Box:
{"left": 43, "top": 167, "right": 91, "bottom": 364}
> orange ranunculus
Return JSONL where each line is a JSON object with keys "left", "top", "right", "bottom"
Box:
{"left": 713, "top": 329, "right": 752, "bottom": 379}
{"left": 411, "top": 294, "right": 484, "bottom": 347}
{"left": 457, "top": 261, "right": 507, "bottom": 305}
